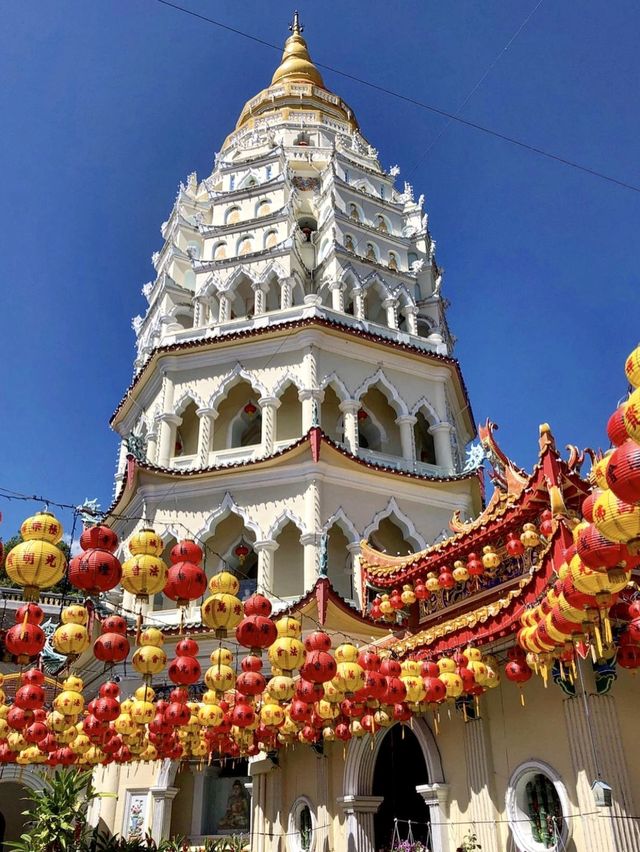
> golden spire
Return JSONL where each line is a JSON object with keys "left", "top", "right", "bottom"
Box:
{"left": 271, "top": 11, "right": 325, "bottom": 88}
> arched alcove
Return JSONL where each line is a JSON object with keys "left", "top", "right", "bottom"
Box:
{"left": 273, "top": 521, "right": 304, "bottom": 598}
{"left": 228, "top": 276, "right": 255, "bottom": 319}
{"left": 153, "top": 534, "right": 178, "bottom": 610}
{"left": 369, "top": 516, "right": 415, "bottom": 556}
{"left": 326, "top": 522, "right": 353, "bottom": 599}
{"left": 276, "top": 383, "right": 302, "bottom": 442}
{"left": 358, "top": 387, "right": 401, "bottom": 455}
{"left": 175, "top": 400, "right": 200, "bottom": 457}
{"left": 203, "top": 512, "right": 258, "bottom": 599}
{"left": 414, "top": 411, "right": 437, "bottom": 465}
{"left": 321, "top": 385, "right": 343, "bottom": 443}
{"left": 213, "top": 382, "right": 261, "bottom": 451}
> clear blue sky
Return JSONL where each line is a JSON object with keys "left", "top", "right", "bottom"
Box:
{"left": 2, "top": 0, "right": 639, "bottom": 537}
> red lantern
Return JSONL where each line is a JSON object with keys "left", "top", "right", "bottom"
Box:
{"left": 539, "top": 510, "right": 554, "bottom": 538}
{"left": 168, "top": 638, "right": 202, "bottom": 685}
{"left": 236, "top": 670, "right": 266, "bottom": 697}
{"left": 617, "top": 644, "right": 640, "bottom": 669}
{"left": 305, "top": 631, "right": 332, "bottom": 652}
{"left": 355, "top": 670, "right": 386, "bottom": 701}
{"left": 414, "top": 580, "right": 428, "bottom": 600}
{"left": 235, "top": 614, "right": 277, "bottom": 653}
{"left": 15, "top": 684, "right": 45, "bottom": 710}
{"left": 506, "top": 533, "right": 525, "bottom": 558}
{"left": 423, "top": 675, "right": 446, "bottom": 703}
{"left": 170, "top": 539, "right": 203, "bottom": 564}
{"left": 582, "top": 492, "right": 599, "bottom": 523}
{"left": 5, "top": 604, "right": 45, "bottom": 663}
{"left": 505, "top": 660, "right": 532, "bottom": 684}
{"left": 93, "top": 615, "right": 130, "bottom": 665}
{"left": 68, "top": 548, "right": 122, "bottom": 595}
{"left": 382, "top": 676, "right": 406, "bottom": 704}
{"left": 576, "top": 523, "right": 632, "bottom": 569}
{"left": 164, "top": 559, "right": 207, "bottom": 607}
{"left": 389, "top": 589, "right": 403, "bottom": 610}
{"left": 335, "top": 721, "right": 352, "bottom": 741}
{"left": 234, "top": 542, "right": 250, "bottom": 565}
{"left": 357, "top": 408, "right": 368, "bottom": 422}
{"left": 24, "top": 721, "right": 48, "bottom": 744}
{"left": 244, "top": 594, "right": 272, "bottom": 617}
{"left": 466, "top": 553, "right": 484, "bottom": 577}
{"left": 393, "top": 703, "right": 412, "bottom": 722}
{"left": 244, "top": 401, "right": 257, "bottom": 417}
{"left": 300, "top": 649, "right": 337, "bottom": 684}
{"left": 232, "top": 700, "right": 256, "bottom": 729}
{"left": 370, "top": 599, "right": 383, "bottom": 620}
{"left": 80, "top": 525, "right": 118, "bottom": 552}
{"left": 290, "top": 699, "right": 313, "bottom": 724}
{"left": 357, "top": 650, "right": 381, "bottom": 671}
{"left": 606, "top": 440, "right": 640, "bottom": 504}
{"left": 294, "top": 679, "right": 324, "bottom": 704}
{"left": 380, "top": 658, "right": 401, "bottom": 678}
{"left": 438, "top": 568, "right": 455, "bottom": 590}
{"left": 241, "top": 654, "right": 263, "bottom": 673}
{"left": 607, "top": 405, "right": 629, "bottom": 448}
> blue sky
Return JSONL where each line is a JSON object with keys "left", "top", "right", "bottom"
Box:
{"left": 1, "top": 0, "right": 639, "bottom": 537}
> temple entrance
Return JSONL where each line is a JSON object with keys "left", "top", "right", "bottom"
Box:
{"left": 372, "top": 725, "right": 431, "bottom": 851}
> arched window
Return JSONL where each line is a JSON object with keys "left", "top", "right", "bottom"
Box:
{"left": 174, "top": 401, "right": 200, "bottom": 457}
{"left": 326, "top": 523, "right": 353, "bottom": 599}
{"left": 265, "top": 230, "right": 278, "bottom": 249}
{"left": 369, "top": 516, "right": 415, "bottom": 556}
{"left": 226, "top": 206, "right": 241, "bottom": 225}
{"left": 358, "top": 386, "right": 401, "bottom": 455}
{"left": 408, "top": 252, "right": 418, "bottom": 267}
{"left": 257, "top": 199, "right": 271, "bottom": 217}
{"left": 214, "top": 242, "right": 227, "bottom": 260}
{"left": 414, "top": 411, "right": 436, "bottom": 465}
{"left": 203, "top": 513, "right": 258, "bottom": 600}
{"left": 388, "top": 252, "right": 398, "bottom": 271}
{"left": 153, "top": 536, "right": 178, "bottom": 610}
{"left": 213, "top": 381, "right": 261, "bottom": 451}
{"left": 276, "top": 384, "right": 302, "bottom": 442}
{"left": 321, "top": 386, "right": 344, "bottom": 442}
{"left": 238, "top": 236, "right": 253, "bottom": 256}
{"left": 288, "top": 798, "right": 315, "bottom": 852}
{"left": 273, "top": 521, "right": 304, "bottom": 597}
{"left": 507, "top": 762, "right": 569, "bottom": 852}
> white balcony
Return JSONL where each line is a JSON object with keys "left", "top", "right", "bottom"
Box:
{"left": 357, "top": 448, "right": 445, "bottom": 477}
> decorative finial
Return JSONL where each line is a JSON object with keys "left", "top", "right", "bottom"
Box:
{"left": 290, "top": 10, "right": 303, "bottom": 35}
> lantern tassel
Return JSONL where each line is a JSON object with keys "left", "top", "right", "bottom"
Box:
{"left": 520, "top": 689, "right": 526, "bottom": 707}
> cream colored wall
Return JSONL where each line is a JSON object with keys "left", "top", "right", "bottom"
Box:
{"left": 170, "top": 770, "right": 195, "bottom": 838}
{"left": 604, "top": 668, "right": 640, "bottom": 806}
{"left": 112, "top": 761, "right": 159, "bottom": 839}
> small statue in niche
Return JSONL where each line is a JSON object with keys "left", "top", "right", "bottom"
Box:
{"left": 349, "top": 203, "right": 360, "bottom": 222}
{"left": 388, "top": 252, "right": 398, "bottom": 271}
{"left": 366, "top": 243, "right": 376, "bottom": 261}
{"left": 376, "top": 214, "right": 388, "bottom": 233}
{"left": 218, "top": 779, "right": 250, "bottom": 830}
{"left": 344, "top": 235, "right": 354, "bottom": 252}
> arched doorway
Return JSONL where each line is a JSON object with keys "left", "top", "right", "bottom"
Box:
{"left": 373, "top": 725, "right": 430, "bottom": 850}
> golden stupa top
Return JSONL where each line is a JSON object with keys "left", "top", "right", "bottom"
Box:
{"left": 229, "top": 12, "right": 358, "bottom": 140}
{"left": 271, "top": 12, "right": 325, "bottom": 88}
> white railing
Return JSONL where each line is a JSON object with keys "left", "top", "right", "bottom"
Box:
{"left": 358, "top": 448, "right": 444, "bottom": 477}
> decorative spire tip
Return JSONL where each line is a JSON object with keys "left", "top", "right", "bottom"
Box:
{"left": 290, "top": 10, "right": 303, "bottom": 35}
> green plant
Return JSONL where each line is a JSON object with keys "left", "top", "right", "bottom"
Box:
{"left": 456, "top": 832, "right": 482, "bottom": 852}
{"left": 8, "top": 768, "right": 97, "bottom": 852}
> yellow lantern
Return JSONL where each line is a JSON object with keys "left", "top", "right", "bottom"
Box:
{"left": 569, "top": 554, "right": 629, "bottom": 596}
{"left": 379, "top": 595, "right": 393, "bottom": 615}
{"left": 350, "top": 719, "right": 366, "bottom": 737}
{"left": 452, "top": 560, "right": 469, "bottom": 583}
{"left": 132, "top": 628, "right": 167, "bottom": 677}
{"left": 5, "top": 512, "right": 67, "bottom": 600}
{"left": 625, "top": 346, "right": 640, "bottom": 388}
{"left": 592, "top": 453, "right": 612, "bottom": 491}
{"left": 400, "top": 584, "right": 416, "bottom": 606}
{"left": 85, "top": 746, "right": 105, "bottom": 765}
{"left": 465, "top": 647, "right": 489, "bottom": 686}
{"left": 268, "top": 617, "right": 305, "bottom": 672}
{"left": 7, "top": 732, "right": 27, "bottom": 752}
{"left": 121, "top": 555, "right": 167, "bottom": 601}
{"left": 260, "top": 702, "right": 285, "bottom": 728}
{"left": 374, "top": 709, "right": 392, "bottom": 728}
{"left": 323, "top": 681, "right": 345, "bottom": 704}
{"left": 401, "top": 674, "right": 426, "bottom": 704}
{"left": 482, "top": 654, "right": 501, "bottom": 688}
{"left": 199, "top": 703, "right": 224, "bottom": 727}
{"left": 322, "top": 726, "right": 337, "bottom": 742}
{"left": 204, "top": 649, "right": 236, "bottom": 693}
{"left": 334, "top": 645, "right": 364, "bottom": 694}
{"left": 129, "top": 528, "right": 164, "bottom": 556}
{"left": 623, "top": 387, "right": 640, "bottom": 441}
{"left": 208, "top": 571, "right": 240, "bottom": 595}
{"left": 425, "top": 573, "right": 440, "bottom": 593}
{"left": 53, "top": 677, "right": 85, "bottom": 716}
{"left": 437, "top": 657, "right": 463, "bottom": 699}
{"left": 316, "top": 700, "right": 339, "bottom": 721}
{"left": 520, "top": 523, "right": 540, "bottom": 549}
{"left": 201, "top": 591, "right": 244, "bottom": 638}
{"left": 71, "top": 733, "right": 91, "bottom": 755}
{"left": 130, "top": 685, "right": 156, "bottom": 725}
{"left": 482, "top": 545, "right": 501, "bottom": 570}
{"left": 593, "top": 490, "right": 640, "bottom": 546}
{"left": 267, "top": 675, "right": 295, "bottom": 702}
{"left": 53, "top": 605, "right": 90, "bottom": 656}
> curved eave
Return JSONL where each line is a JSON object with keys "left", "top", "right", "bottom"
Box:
{"left": 389, "top": 522, "right": 571, "bottom": 658}
{"left": 104, "top": 427, "right": 480, "bottom": 520}
{"left": 110, "top": 317, "right": 476, "bottom": 439}
{"left": 361, "top": 431, "right": 590, "bottom": 587}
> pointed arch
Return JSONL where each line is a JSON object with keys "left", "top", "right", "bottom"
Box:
{"left": 393, "top": 283, "right": 415, "bottom": 309}
{"left": 174, "top": 390, "right": 205, "bottom": 415}
{"left": 362, "top": 270, "right": 393, "bottom": 297}
{"left": 238, "top": 169, "right": 261, "bottom": 190}
{"left": 197, "top": 492, "right": 262, "bottom": 540}
{"left": 354, "top": 369, "right": 408, "bottom": 416}
{"left": 362, "top": 498, "right": 425, "bottom": 550}
{"left": 258, "top": 260, "right": 287, "bottom": 286}
{"left": 197, "top": 271, "right": 224, "bottom": 299}
{"left": 209, "top": 364, "right": 267, "bottom": 410}
{"left": 410, "top": 396, "right": 441, "bottom": 424}
{"left": 221, "top": 265, "right": 258, "bottom": 294}
{"left": 267, "top": 508, "right": 306, "bottom": 540}
{"left": 272, "top": 372, "right": 305, "bottom": 397}
{"left": 319, "top": 372, "right": 350, "bottom": 403}
{"left": 322, "top": 507, "right": 359, "bottom": 542}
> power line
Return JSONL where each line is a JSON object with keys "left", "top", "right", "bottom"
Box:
{"left": 151, "top": 0, "right": 640, "bottom": 194}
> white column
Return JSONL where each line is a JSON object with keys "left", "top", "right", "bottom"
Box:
{"left": 353, "top": 287, "right": 366, "bottom": 320}
{"left": 253, "top": 282, "right": 266, "bottom": 316}
{"left": 196, "top": 407, "right": 217, "bottom": 467}
{"left": 300, "top": 533, "right": 318, "bottom": 592}
{"left": 280, "top": 276, "right": 293, "bottom": 309}
{"left": 299, "top": 389, "right": 324, "bottom": 432}
{"left": 462, "top": 718, "right": 500, "bottom": 852}
{"left": 564, "top": 691, "right": 640, "bottom": 851}
{"left": 337, "top": 795, "right": 384, "bottom": 852}
{"left": 316, "top": 755, "right": 330, "bottom": 852}
{"left": 259, "top": 396, "right": 280, "bottom": 455}
{"left": 218, "top": 293, "right": 230, "bottom": 322}
{"left": 339, "top": 399, "right": 360, "bottom": 454}
{"left": 330, "top": 280, "right": 345, "bottom": 311}
{"left": 193, "top": 297, "right": 204, "bottom": 327}
{"left": 255, "top": 539, "right": 278, "bottom": 595}
{"left": 396, "top": 414, "right": 417, "bottom": 462}
{"left": 149, "top": 786, "right": 179, "bottom": 844}
{"left": 403, "top": 305, "right": 419, "bottom": 335}
{"left": 346, "top": 541, "right": 361, "bottom": 603}
{"left": 430, "top": 423, "right": 455, "bottom": 473}
{"left": 416, "top": 783, "right": 450, "bottom": 852}
{"left": 190, "top": 770, "right": 206, "bottom": 839}
{"left": 382, "top": 297, "right": 399, "bottom": 329}
{"left": 91, "top": 763, "right": 120, "bottom": 834}
{"left": 146, "top": 428, "right": 158, "bottom": 464}
{"left": 157, "top": 413, "right": 180, "bottom": 467}
{"left": 115, "top": 440, "right": 128, "bottom": 486}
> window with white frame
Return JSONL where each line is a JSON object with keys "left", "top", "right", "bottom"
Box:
{"left": 288, "top": 797, "right": 315, "bottom": 852}
{"left": 506, "top": 761, "right": 569, "bottom": 852}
